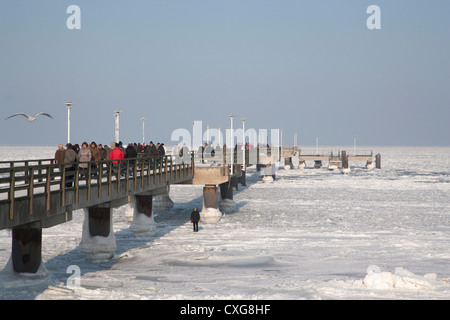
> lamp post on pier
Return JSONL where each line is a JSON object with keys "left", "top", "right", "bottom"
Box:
{"left": 141, "top": 117, "right": 147, "bottom": 144}
{"left": 114, "top": 110, "right": 121, "bottom": 143}
{"left": 242, "top": 118, "right": 246, "bottom": 172}
{"left": 66, "top": 101, "right": 72, "bottom": 144}
{"left": 230, "top": 114, "right": 234, "bottom": 175}
{"left": 280, "top": 128, "right": 283, "bottom": 161}
{"left": 192, "top": 121, "right": 195, "bottom": 151}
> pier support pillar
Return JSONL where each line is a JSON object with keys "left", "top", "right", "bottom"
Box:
{"left": 284, "top": 157, "right": 292, "bottom": 170}
{"left": 130, "top": 194, "right": 157, "bottom": 237}
{"left": 153, "top": 190, "right": 174, "bottom": 211}
{"left": 11, "top": 227, "right": 42, "bottom": 274}
{"left": 376, "top": 154, "right": 381, "bottom": 169}
{"left": 341, "top": 151, "right": 351, "bottom": 174}
{"left": 201, "top": 185, "right": 222, "bottom": 223}
{"left": 257, "top": 164, "right": 264, "bottom": 176}
{"left": 219, "top": 181, "right": 236, "bottom": 212}
{"left": 239, "top": 169, "right": 246, "bottom": 186}
{"left": 298, "top": 160, "right": 306, "bottom": 169}
{"left": 291, "top": 154, "right": 300, "bottom": 169}
{"left": 80, "top": 207, "right": 116, "bottom": 262}
{"left": 263, "top": 164, "right": 275, "bottom": 183}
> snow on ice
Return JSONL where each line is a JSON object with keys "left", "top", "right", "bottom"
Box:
{"left": 0, "top": 146, "right": 450, "bottom": 300}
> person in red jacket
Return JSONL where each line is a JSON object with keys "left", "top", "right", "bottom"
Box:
{"left": 110, "top": 142, "right": 124, "bottom": 174}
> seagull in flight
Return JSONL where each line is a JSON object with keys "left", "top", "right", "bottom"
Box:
{"left": 5, "top": 112, "right": 53, "bottom": 122}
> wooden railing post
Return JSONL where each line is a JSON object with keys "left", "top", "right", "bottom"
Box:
{"left": 75, "top": 163, "right": 80, "bottom": 204}
{"left": 28, "top": 168, "right": 34, "bottom": 215}
{"left": 125, "top": 160, "right": 130, "bottom": 193}
{"left": 61, "top": 165, "right": 66, "bottom": 207}
{"left": 45, "top": 165, "right": 51, "bottom": 211}
{"left": 87, "top": 164, "right": 92, "bottom": 201}
{"left": 9, "top": 167, "right": 15, "bottom": 221}
{"left": 165, "top": 156, "right": 168, "bottom": 182}
{"left": 98, "top": 161, "right": 103, "bottom": 199}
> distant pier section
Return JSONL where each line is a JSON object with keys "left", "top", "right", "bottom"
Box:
{"left": 294, "top": 148, "right": 381, "bottom": 170}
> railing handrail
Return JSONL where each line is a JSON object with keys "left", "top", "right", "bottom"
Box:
{"left": 299, "top": 149, "right": 373, "bottom": 157}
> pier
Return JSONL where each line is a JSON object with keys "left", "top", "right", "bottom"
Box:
{"left": 0, "top": 145, "right": 379, "bottom": 274}
{"left": 296, "top": 149, "right": 381, "bottom": 170}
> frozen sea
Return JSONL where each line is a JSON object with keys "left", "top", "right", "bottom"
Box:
{"left": 0, "top": 146, "right": 449, "bottom": 300}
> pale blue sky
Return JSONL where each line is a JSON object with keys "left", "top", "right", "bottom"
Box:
{"left": 1, "top": 0, "right": 449, "bottom": 147}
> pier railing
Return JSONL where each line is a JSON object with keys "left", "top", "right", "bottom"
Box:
{"left": 299, "top": 149, "right": 373, "bottom": 157}
{"left": 191, "top": 145, "right": 302, "bottom": 168}
{"left": 0, "top": 153, "right": 194, "bottom": 229}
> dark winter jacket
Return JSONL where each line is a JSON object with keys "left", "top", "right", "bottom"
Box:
{"left": 55, "top": 149, "right": 65, "bottom": 164}
{"left": 157, "top": 145, "right": 165, "bottom": 156}
{"left": 99, "top": 147, "right": 107, "bottom": 160}
{"left": 190, "top": 209, "right": 200, "bottom": 222}
{"left": 125, "top": 145, "right": 138, "bottom": 165}
{"left": 145, "top": 144, "right": 157, "bottom": 157}
{"left": 64, "top": 148, "right": 78, "bottom": 164}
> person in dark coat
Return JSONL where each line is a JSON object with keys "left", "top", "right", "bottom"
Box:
{"left": 55, "top": 144, "right": 66, "bottom": 165}
{"left": 64, "top": 143, "right": 78, "bottom": 187}
{"left": 98, "top": 144, "right": 107, "bottom": 160}
{"left": 157, "top": 143, "right": 165, "bottom": 156}
{"left": 125, "top": 143, "right": 138, "bottom": 175}
{"left": 145, "top": 141, "right": 158, "bottom": 168}
{"left": 55, "top": 144, "right": 66, "bottom": 179}
{"left": 190, "top": 207, "right": 200, "bottom": 232}
{"left": 145, "top": 141, "right": 157, "bottom": 157}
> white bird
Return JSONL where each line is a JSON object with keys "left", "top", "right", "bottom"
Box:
{"left": 5, "top": 112, "right": 53, "bottom": 122}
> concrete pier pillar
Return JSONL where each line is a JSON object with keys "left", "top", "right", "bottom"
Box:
{"left": 129, "top": 194, "right": 157, "bottom": 237}
{"left": 239, "top": 169, "right": 246, "bottom": 186}
{"left": 262, "top": 164, "right": 275, "bottom": 183}
{"left": 341, "top": 151, "right": 348, "bottom": 169}
{"left": 341, "top": 151, "right": 351, "bottom": 174}
{"left": 201, "top": 185, "right": 222, "bottom": 223}
{"left": 80, "top": 207, "right": 116, "bottom": 262}
{"left": 88, "top": 207, "right": 111, "bottom": 237}
{"left": 219, "top": 181, "right": 236, "bottom": 212}
{"left": 11, "top": 227, "right": 42, "bottom": 274}
{"left": 153, "top": 191, "right": 174, "bottom": 211}
{"left": 376, "top": 153, "right": 381, "bottom": 169}
{"left": 291, "top": 154, "right": 300, "bottom": 169}
{"left": 298, "top": 160, "right": 306, "bottom": 169}
{"left": 256, "top": 164, "right": 264, "bottom": 176}
{"left": 284, "top": 157, "right": 292, "bottom": 170}
{"left": 314, "top": 160, "right": 322, "bottom": 169}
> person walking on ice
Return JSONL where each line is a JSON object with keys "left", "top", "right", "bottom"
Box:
{"left": 190, "top": 207, "right": 200, "bottom": 232}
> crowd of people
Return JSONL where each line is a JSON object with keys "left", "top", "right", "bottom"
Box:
{"left": 54, "top": 141, "right": 168, "bottom": 186}
{"left": 55, "top": 141, "right": 167, "bottom": 164}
